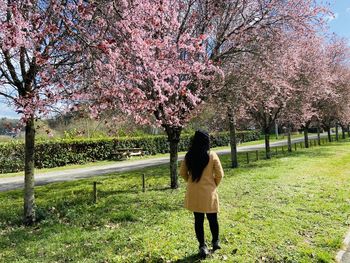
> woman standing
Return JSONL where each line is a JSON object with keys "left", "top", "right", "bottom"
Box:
{"left": 180, "top": 130, "right": 224, "bottom": 258}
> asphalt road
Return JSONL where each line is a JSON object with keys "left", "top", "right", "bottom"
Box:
{"left": 0, "top": 134, "right": 328, "bottom": 192}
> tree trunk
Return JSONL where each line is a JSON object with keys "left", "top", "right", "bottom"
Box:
{"left": 165, "top": 126, "right": 182, "bottom": 189}
{"left": 265, "top": 133, "right": 271, "bottom": 159}
{"left": 348, "top": 124, "right": 350, "bottom": 138}
{"left": 335, "top": 123, "right": 339, "bottom": 141}
{"left": 228, "top": 109, "right": 238, "bottom": 168}
{"left": 327, "top": 127, "right": 332, "bottom": 142}
{"left": 287, "top": 126, "right": 292, "bottom": 152}
{"left": 341, "top": 125, "right": 346, "bottom": 140}
{"left": 275, "top": 122, "right": 279, "bottom": 139}
{"left": 317, "top": 125, "right": 321, "bottom": 146}
{"left": 303, "top": 127, "right": 309, "bottom": 148}
{"left": 24, "top": 116, "right": 36, "bottom": 225}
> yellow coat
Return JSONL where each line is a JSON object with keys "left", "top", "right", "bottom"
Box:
{"left": 180, "top": 151, "right": 224, "bottom": 213}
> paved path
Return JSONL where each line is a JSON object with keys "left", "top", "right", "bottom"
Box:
{"left": 0, "top": 134, "right": 327, "bottom": 192}
{"left": 336, "top": 230, "right": 350, "bottom": 263}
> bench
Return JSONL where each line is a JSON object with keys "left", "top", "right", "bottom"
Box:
{"left": 111, "top": 148, "right": 144, "bottom": 160}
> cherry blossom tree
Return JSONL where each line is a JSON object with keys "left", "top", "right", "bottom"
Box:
{"left": 82, "top": 0, "right": 324, "bottom": 179}
{"left": 315, "top": 37, "right": 350, "bottom": 142}
{"left": 209, "top": 57, "right": 249, "bottom": 167}
{"left": 337, "top": 73, "right": 350, "bottom": 140}
{"left": 65, "top": 0, "right": 331, "bottom": 185}
{"left": 331, "top": 51, "right": 350, "bottom": 141}
{"left": 71, "top": 0, "right": 218, "bottom": 189}
{"left": 0, "top": 0, "right": 88, "bottom": 225}
{"left": 196, "top": 0, "right": 329, "bottom": 163}
{"left": 235, "top": 33, "right": 305, "bottom": 159}
{"left": 278, "top": 35, "right": 330, "bottom": 149}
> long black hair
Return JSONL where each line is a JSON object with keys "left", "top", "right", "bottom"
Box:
{"left": 185, "top": 130, "right": 210, "bottom": 182}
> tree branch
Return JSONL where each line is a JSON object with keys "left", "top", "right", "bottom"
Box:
{"left": 2, "top": 49, "right": 23, "bottom": 90}
{"left": 0, "top": 91, "right": 15, "bottom": 100}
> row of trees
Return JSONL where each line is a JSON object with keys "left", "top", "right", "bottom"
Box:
{"left": 218, "top": 33, "right": 350, "bottom": 166}
{"left": 1, "top": 0, "right": 349, "bottom": 224}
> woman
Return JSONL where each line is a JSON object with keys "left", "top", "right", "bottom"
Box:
{"left": 180, "top": 130, "right": 224, "bottom": 258}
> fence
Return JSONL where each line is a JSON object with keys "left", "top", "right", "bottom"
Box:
{"left": 238, "top": 134, "right": 342, "bottom": 165}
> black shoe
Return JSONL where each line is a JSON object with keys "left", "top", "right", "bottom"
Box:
{"left": 212, "top": 240, "right": 221, "bottom": 251}
{"left": 199, "top": 245, "right": 209, "bottom": 258}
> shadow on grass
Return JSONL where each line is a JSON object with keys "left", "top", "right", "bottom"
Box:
{"left": 0, "top": 168, "right": 183, "bottom": 259}
{"left": 0, "top": 185, "right": 183, "bottom": 254}
{"left": 99, "top": 185, "right": 173, "bottom": 197}
{"left": 172, "top": 254, "right": 203, "bottom": 263}
{"left": 138, "top": 254, "right": 203, "bottom": 263}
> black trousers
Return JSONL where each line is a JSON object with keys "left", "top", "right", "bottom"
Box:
{"left": 193, "top": 212, "right": 219, "bottom": 247}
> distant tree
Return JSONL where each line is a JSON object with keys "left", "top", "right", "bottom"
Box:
{"left": 0, "top": 117, "right": 20, "bottom": 135}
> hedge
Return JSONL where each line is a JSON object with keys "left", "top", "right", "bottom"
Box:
{"left": 0, "top": 131, "right": 259, "bottom": 173}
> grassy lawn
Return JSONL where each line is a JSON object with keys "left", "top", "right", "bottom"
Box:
{"left": 1, "top": 141, "right": 350, "bottom": 262}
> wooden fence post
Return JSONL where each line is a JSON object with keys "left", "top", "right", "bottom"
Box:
{"left": 294, "top": 143, "right": 297, "bottom": 151}
{"left": 142, "top": 173, "right": 146, "bottom": 192}
{"left": 246, "top": 152, "right": 249, "bottom": 164}
{"left": 93, "top": 182, "right": 98, "bottom": 203}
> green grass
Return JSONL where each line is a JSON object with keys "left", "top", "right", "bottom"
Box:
{"left": 1, "top": 140, "right": 350, "bottom": 262}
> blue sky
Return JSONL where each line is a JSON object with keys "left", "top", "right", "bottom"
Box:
{"left": 0, "top": 1, "right": 350, "bottom": 119}
{"left": 327, "top": 0, "right": 350, "bottom": 41}
{"left": 0, "top": 99, "right": 17, "bottom": 119}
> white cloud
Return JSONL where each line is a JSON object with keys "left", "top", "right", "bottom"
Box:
{"left": 326, "top": 13, "right": 339, "bottom": 22}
